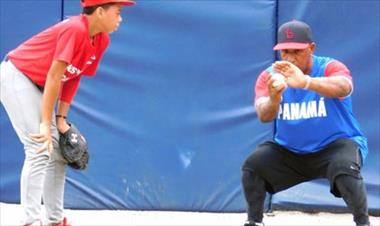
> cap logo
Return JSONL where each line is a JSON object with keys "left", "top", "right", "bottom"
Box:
{"left": 284, "top": 27, "right": 294, "bottom": 40}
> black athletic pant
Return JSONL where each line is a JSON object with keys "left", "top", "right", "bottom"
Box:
{"left": 241, "top": 138, "right": 369, "bottom": 225}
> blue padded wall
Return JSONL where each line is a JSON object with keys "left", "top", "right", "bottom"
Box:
{"left": 1, "top": 0, "right": 379, "bottom": 213}
{"left": 61, "top": 0, "right": 276, "bottom": 211}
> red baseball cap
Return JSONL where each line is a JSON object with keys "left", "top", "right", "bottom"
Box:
{"left": 273, "top": 20, "right": 313, "bottom": 51}
{"left": 81, "top": 0, "right": 136, "bottom": 7}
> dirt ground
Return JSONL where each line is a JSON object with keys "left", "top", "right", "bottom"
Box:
{"left": 1, "top": 202, "right": 379, "bottom": 226}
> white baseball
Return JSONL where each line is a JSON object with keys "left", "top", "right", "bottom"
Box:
{"left": 271, "top": 73, "right": 286, "bottom": 87}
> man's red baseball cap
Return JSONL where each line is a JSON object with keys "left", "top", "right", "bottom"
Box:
{"left": 273, "top": 20, "right": 313, "bottom": 51}
{"left": 81, "top": 0, "right": 136, "bottom": 7}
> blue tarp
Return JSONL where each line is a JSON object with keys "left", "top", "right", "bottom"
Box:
{"left": 1, "top": 0, "right": 379, "bottom": 214}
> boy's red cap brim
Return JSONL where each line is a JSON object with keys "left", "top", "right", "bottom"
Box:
{"left": 81, "top": 0, "right": 135, "bottom": 7}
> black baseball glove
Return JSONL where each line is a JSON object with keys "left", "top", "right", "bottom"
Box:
{"left": 59, "top": 123, "right": 89, "bottom": 170}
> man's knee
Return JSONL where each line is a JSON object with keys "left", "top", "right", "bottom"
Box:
{"left": 242, "top": 169, "right": 254, "bottom": 188}
{"left": 242, "top": 151, "right": 264, "bottom": 173}
{"left": 327, "top": 160, "right": 363, "bottom": 197}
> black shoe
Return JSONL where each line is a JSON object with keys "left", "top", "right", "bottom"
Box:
{"left": 244, "top": 220, "right": 265, "bottom": 226}
{"left": 356, "top": 224, "right": 370, "bottom": 226}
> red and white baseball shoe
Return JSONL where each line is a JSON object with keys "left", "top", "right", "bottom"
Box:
{"left": 46, "top": 217, "right": 70, "bottom": 226}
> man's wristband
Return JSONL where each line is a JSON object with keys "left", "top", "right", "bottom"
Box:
{"left": 303, "top": 75, "right": 312, "bottom": 90}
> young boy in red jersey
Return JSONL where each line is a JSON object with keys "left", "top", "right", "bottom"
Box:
{"left": 0, "top": 0, "right": 135, "bottom": 225}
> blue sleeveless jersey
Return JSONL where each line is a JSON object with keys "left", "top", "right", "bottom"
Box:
{"left": 269, "top": 55, "right": 368, "bottom": 160}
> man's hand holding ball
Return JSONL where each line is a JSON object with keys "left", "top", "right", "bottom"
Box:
{"left": 271, "top": 72, "right": 287, "bottom": 88}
